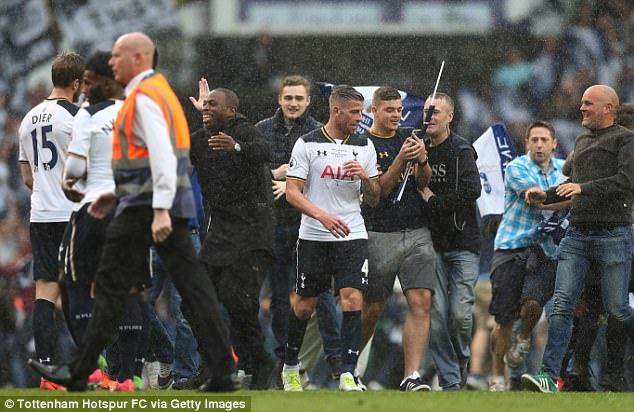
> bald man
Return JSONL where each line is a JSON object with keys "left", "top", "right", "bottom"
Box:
{"left": 521, "top": 85, "right": 634, "bottom": 392}
{"left": 29, "top": 32, "right": 236, "bottom": 392}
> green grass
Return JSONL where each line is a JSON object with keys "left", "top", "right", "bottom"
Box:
{"left": 0, "top": 389, "right": 634, "bottom": 412}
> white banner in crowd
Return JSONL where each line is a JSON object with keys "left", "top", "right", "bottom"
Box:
{"left": 53, "top": 0, "right": 179, "bottom": 52}
{"left": 0, "top": 0, "right": 181, "bottom": 84}
{"left": 0, "top": 0, "right": 57, "bottom": 81}
{"left": 316, "top": 82, "right": 425, "bottom": 134}
{"left": 473, "top": 122, "right": 518, "bottom": 217}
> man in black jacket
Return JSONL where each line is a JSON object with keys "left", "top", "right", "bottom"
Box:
{"left": 255, "top": 76, "right": 343, "bottom": 383}
{"left": 419, "top": 93, "right": 481, "bottom": 390}
{"left": 190, "top": 88, "right": 276, "bottom": 389}
{"left": 522, "top": 84, "right": 634, "bottom": 392}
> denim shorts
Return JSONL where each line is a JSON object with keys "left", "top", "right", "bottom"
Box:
{"left": 489, "top": 247, "right": 556, "bottom": 325}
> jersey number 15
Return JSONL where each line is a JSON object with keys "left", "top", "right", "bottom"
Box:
{"left": 31, "top": 125, "right": 57, "bottom": 171}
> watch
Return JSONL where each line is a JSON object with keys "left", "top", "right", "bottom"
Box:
{"left": 234, "top": 142, "right": 241, "bottom": 153}
{"left": 419, "top": 157, "right": 428, "bottom": 166}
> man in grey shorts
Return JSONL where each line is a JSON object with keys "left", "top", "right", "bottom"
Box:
{"left": 360, "top": 87, "right": 435, "bottom": 391}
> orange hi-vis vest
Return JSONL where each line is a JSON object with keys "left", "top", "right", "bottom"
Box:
{"left": 112, "top": 73, "right": 195, "bottom": 218}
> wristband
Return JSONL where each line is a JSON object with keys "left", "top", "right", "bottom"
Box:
{"left": 418, "top": 158, "right": 429, "bottom": 166}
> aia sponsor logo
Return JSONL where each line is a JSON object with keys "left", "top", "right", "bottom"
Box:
{"left": 320, "top": 165, "right": 354, "bottom": 180}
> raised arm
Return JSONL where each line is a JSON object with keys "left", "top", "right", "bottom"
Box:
{"left": 188, "top": 77, "right": 209, "bottom": 112}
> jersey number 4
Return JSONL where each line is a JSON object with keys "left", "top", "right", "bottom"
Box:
{"left": 30, "top": 125, "right": 57, "bottom": 171}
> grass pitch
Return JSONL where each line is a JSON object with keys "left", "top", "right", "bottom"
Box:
{"left": 1, "top": 389, "right": 634, "bottom": 412}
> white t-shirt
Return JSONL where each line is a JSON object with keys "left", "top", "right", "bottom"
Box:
{"left": 18, "top": 99, "right": 77, "bottom": 222}
{"left": 67, "top": 100, "right": 122, "bottom": 206}
{"left": 287, "top": 127, "right": 379, "bottom": 241}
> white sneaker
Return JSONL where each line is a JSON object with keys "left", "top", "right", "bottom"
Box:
{"left": 489, "top": 376, "right": 506, "bottom": 392}
{"left": 282, "top": 365, "right": 302, "bottom": 392}
{"left": 504, "top": 337, "right": 530, "bottom": 369}
{"left": 144, "top": 360, "right": 160, "bottom": 389}
{"left": 144, "top": 360, "right": 174, "bottom": 389}
{"left": 339, "top": 372, "right": 363, "bottom": 392}
{"left": 236, "top": 370, "right": 252, "bottom": 390}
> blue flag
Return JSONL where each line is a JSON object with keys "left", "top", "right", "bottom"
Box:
{"left": 316, "top": 82, "right": 425, "bottom": 134}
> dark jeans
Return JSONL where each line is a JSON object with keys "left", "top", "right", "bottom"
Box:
{"left": 71, "top": 207, "right": 234, "bottom": 380}
{"left": 267, "top": 222, "right": 341, "bottom": 360}
{"left": 205, "top": 250, "right": 272, "bottom": 367}
{"left": 147, "top": 232, "right": 201, "bottom": 379}
{"left": 544, "top": 225, "right": 634, "bottom": 379}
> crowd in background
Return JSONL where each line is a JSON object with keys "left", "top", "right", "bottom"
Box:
{"left": 457, "top": 0, "right": 634, "bottom": 154}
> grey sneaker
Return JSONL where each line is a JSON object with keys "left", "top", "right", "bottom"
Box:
{"left": 465, "top": 374, "right": 489, "bottom": 391}
{"left": 504, "top": 337, "right": 530, "bottom": 369}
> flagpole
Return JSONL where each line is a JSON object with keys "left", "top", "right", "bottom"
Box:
{"left": 392, "top": 61, "right": 445, "bottom": 203}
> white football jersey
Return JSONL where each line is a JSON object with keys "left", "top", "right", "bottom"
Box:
{"left": 68, "top": 100, "right": 122, "bottom": 206}
{"left": 18, "top": 99, "right": 77, "bottom": 222}
{"left": 287, "top": 127, "right": 379, "bottom": 241}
